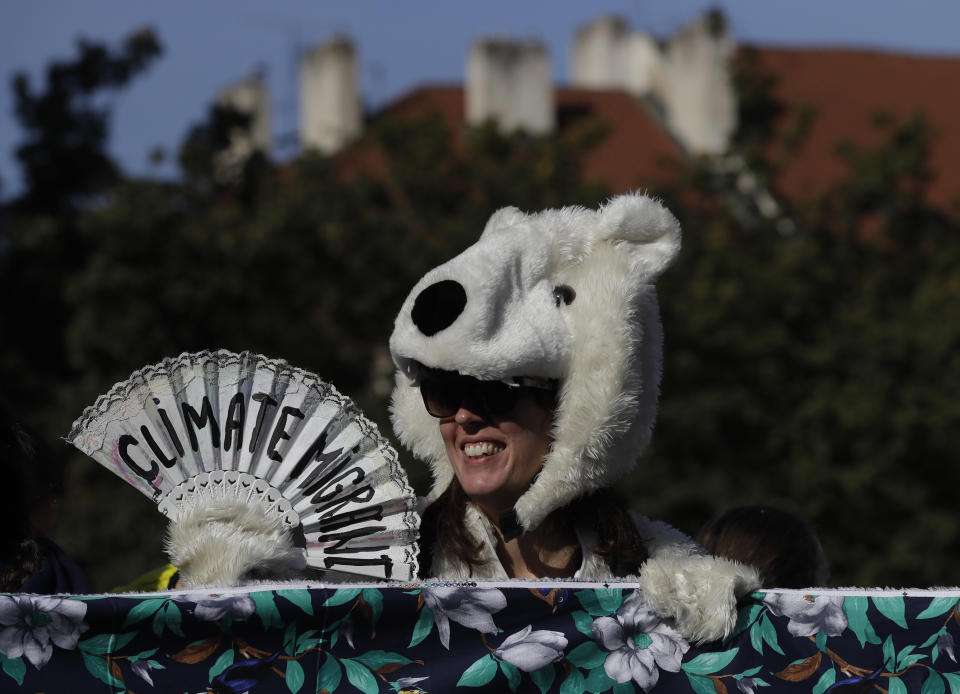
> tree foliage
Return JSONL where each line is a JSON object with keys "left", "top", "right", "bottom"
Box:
{"left": 12, "top": 28, "right": 161, "bottom": 214}
{"left": 1, "top": 42, "right": 606, "bottom": 586}
{"left": 2, "top": 30, "right": 959, "bottom": 589}
{"left": 639, "top": 65, "right": 960, "bottom": 586}
{"left": 1, "top": 29, "right": 163, "bottom": 444}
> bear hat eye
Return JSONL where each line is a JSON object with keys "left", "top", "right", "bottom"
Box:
{"left": 553, "top": 285, "right": 576, "bottom": 307}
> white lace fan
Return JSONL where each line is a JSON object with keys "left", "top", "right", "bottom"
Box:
{"left": 68, "top": 350, "right": 419, "bottom": 586}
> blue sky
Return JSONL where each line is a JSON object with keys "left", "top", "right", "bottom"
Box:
{"left": 1, "top": 0, "right": 958, "bottom": 199}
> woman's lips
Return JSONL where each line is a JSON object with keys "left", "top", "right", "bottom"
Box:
{"left": 462, "top": 441, "right": 505, "bottom": 460}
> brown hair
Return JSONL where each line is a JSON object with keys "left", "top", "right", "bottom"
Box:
{"left": 418, "top": 479, "right": 484, "bottom": 576}
{"left": 418, "top": 484, "right": 649, "bottom": 578}
{"left": 696, "top": 505, "right": 830, "bottom": 588}
{"left": 571, "top": 489, "right": 649, "bottom": 576}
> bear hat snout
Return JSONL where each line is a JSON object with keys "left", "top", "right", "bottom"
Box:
{"left": 411, "top": 279, "right": 467, "bottom": 337}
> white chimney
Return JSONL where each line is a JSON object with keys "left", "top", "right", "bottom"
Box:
{"left": 214, "top": 73, "right": 272, "bottom": 181}
{"left": 216, "top": 73, "right": 273, "bottom": 152}
{"left": 622, "top": 32, "right": 662, "bottom": 97}
{"left": 571, "top": 17, "right": 662, "bottom": 98}
{"left": 660, "top": 13, "right": 737, "bottom": 155}
{"left": 466, "top": 39, "right": 554, "bottom": 135}
{"left": 300, "top": 36, "right": 362, "bottom": 155}
{"left": 570, "top": 16, "right": 629, "bottom": 88}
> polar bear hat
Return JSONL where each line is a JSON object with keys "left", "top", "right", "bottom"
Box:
{"left": 389, "top": 192, "right": 681, "bottom": 533}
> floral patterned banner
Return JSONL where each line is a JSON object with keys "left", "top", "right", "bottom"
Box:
{"left": 2, "top": 583, "right": 959, "bottom": 693}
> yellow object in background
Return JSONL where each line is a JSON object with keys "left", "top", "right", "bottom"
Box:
{"left": 111, "top": 564, "right": 179, "bottom": 592}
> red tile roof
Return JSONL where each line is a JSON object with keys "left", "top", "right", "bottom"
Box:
{"left": 555, "top": 88, "right": 685, "bottom": 194}
{"left": 351, "top": 85, "right": 685, "bottom": 196}
{"left": 341, "top": 47, "right": 960, "bottom": 216}
{"left": 753, "top": 47, "right": 960, "bottom": 212}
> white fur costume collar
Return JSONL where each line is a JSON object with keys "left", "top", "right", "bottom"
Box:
{"left": 426, "top": 507, "right": 759, "bottom": 645}
{"left": 390, "top": 193, "right": 681, "bottom": 532}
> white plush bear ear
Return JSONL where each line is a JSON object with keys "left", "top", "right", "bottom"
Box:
{"left": 480, "top": 206, "right": 527, "bottom": 238}
{"left": 595, "top": 193, "right": 681, "bottom": 281}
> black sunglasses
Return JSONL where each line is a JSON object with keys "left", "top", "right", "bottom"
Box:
{"left": 419, "top": 372, "right": 554, "bottom": 419}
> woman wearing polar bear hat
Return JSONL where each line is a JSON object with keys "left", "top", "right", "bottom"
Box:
{"left": 389, "top": 192, "right": 759, "bottom": 644}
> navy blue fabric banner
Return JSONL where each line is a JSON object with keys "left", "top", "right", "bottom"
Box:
{"left": 1, "top": 583, "right": 959, "bottom": 692}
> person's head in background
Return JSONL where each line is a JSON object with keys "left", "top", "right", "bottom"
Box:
{"left": 696, "top": 505, "right": 830, "bottom": 588}
{"left": 0, "top": 402, "right": 88, "bottom": 593}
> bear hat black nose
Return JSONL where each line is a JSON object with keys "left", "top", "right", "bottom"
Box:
{"left": 411, "top": 279, "right": 467, "bottom": 336}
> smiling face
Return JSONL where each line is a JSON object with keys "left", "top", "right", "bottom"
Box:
{"left": 439, "top": 391, "right": 553, "bottom": 520}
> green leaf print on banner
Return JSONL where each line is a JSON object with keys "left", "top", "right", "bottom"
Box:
{"left": 80, "top": 651, "right": 123, "bottom": 689}
{"left": 457, "top": 654, "right": 498, "bottom": 687}
{"left": 409, "top": 605, "right": 434, "bottom": 647}
{"left": 317, "top": 654, "right": 342, "bottom": 693}
{"left": 729, "top": 602, "right": 765, "bottom": 642}
{"left": 595, "top": 589, "right": 624, "bottom": 614}
{"left": 294, "top": 629, "right": 323, "bottom": 655}
{"left": 122, "top": 598, "right": 166, "bottom": 628}
{"left": 761, "top": 614, "right": 785, "bottom": 655}
{"left": 342, "top": 657, "right": 379, "bottom": 694}
{"left": 888, "top": 676, "right": 908, "bottom": 694}
{"left": 571, "top": 609, "right": 595, "bottom": 637}
{"left": 0, "top": 653, "right": 25, "bottom": 686}
{"left": 285, "top": 659, "right": 305, "bottom": 694}
{"left": 844, "top": 597, "right": 882, "bottom": 647}
{"left": 322, "top": 588, "right": 362, "bottom": 607}
{"left": 750, "top": 613, "right": 764, "bottom": 654}
{"left": 152, "top": 600, "right": 184, "bottom": 637}
{"left": 530, "top": 663, "right": 555, "bottom": 694}
{"left": 923, "top": 669, "right": 947, "bottom": 694}
{"left": 500, "top": 659, "right": 521, "bottom": 691}
{"left": 883, "top": 635, "right": 897, "bottom": 670}
{"left": 352, "top": 650, "right": 412, "bottom": 670}
{"left": 922, "top": 628, "right": 945, "bottom": 649}
{"left": 942, "top": 671, "right": 960, "bottom": 694}
{"left": 682, "top": 647, "right": 739, "bottom": 675}
{"left": 583, "top": 665, "right": 615, "bottom": 693}
{"left": 127, "top": 648, "right": 158, "bottom": 662}
{"left": 251, "top": 592, "right": 282, "bottom": 630}
{"left": 918, "top": 597, "right": 959, "bottom": 619}
{"left": 896, "top": 644, "right": 927, "bottom": 671}
{"left": 686, "top": 673, "right": 718, "bottom": 694}
{"left": 812, "top": 668, "right": 837, "bottom": 694}
{"left": 558, "top": 665, "right": 585, "bottom": 694}
{"left": 282, "top": 622, "right": 297, "bottom": 654}
{"left": 574, "top": 589, "right": 622, "bottom": 616}
{"left": 276, "top": 589, "right": 314, "bottom": 616}
{"left": 209, "top": 649, "right": 234, "bottom": 680}
{"left": 77, "top": 631, "right": 137, "bottom": 655}
{"left": 565, "top": 640, "right": 607, "bottom": 669}
{"left": 874, "top": 596, "right": 908, "bottom": 629}
{"left": 361, "top": 589, "right": 384, "bottom": 628}
{"left": 815, "top": 630, "right": 828, "bottom": 653}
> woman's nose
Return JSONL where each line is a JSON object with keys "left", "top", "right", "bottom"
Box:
{"left": 454, "top": 406, "right": 484, "bottom": 425}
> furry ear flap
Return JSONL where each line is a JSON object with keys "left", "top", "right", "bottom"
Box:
{"left": 596, "top": 193, "right": 681, "bottom": 281}
{"left": 166, "top": 498, "right": 306, "bottom": 587}
{"left": 480, "top": 206, "right": 527, "bottom": 238}
{"left": 389, "top": 373, "right": 452, "bottom": 507}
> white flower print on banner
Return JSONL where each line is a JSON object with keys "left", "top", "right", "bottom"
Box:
{"left": 763, "top": 593, "right": 847, "bottom": 638}
{"left": 0, "top": 595, "right": 88, "bottom": 669}
{"left": 590, "top": 590, "right": 689, "bottom": 691}
{"left": 495, "top": 625, "right": 567, "bottom": 672}
{"left": 421, "top": 586, "right": 507, "bottom": 649}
